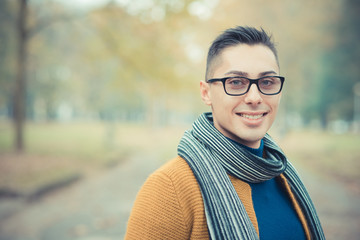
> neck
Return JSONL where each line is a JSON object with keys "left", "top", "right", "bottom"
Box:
{"left": 227, "top": 137, "right": 264, "bottom": 158}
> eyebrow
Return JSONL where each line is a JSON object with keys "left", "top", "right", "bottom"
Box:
{"left": 224, "top": 70, "right": 278, "bottom": 77}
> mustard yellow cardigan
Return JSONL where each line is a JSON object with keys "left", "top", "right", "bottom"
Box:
{"left": 125, "top": 156, "right": 310, "bottom": 239}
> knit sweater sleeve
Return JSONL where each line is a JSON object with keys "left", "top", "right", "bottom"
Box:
{"left": 125, "top": 168, "right": 189, "bottom": 239}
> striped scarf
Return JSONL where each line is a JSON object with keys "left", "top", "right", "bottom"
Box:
{"left": 177, "top": 112, "right": 325, "bottom": 239}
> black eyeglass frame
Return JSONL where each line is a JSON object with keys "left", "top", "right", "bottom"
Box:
{"left": 206, "top": 76, "right": 285, "bottom": 96}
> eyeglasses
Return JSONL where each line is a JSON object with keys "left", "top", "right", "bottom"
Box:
{"left": 206, "top": 76, "right": 285, "bottom": 96}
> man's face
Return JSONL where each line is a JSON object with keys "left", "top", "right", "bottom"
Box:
{"left": 200, "top": 44, "right": 281, "bottom": 148}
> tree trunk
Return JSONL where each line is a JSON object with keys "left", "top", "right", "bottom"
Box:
{"left": 14, "top": 0, "right": 28, "bottom": 153}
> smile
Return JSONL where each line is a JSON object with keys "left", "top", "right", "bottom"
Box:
{"left": 238, "top": 113, "right": 267, "bottom": 120}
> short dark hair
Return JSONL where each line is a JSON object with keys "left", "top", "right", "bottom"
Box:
{"left": 205, "top": 26, "right": 279, "bottom": 79}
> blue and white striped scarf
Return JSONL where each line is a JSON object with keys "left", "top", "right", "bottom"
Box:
{"left": 177, "top": 112, "right": 325, "bottom": 239}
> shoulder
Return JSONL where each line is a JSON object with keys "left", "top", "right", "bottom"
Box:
{"left": 125, "top": 156, "right": 205, "bottom": 239}
{"left": 136, "top": 156, "right": 199, "bottom": 204}
{"left": 155, "top": 156, "right": 197, "bottom": 182}
{"left": 148, "top": 156, "right": 201, "bottom": 205}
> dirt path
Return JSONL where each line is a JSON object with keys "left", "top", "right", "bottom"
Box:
{"left": 295, "top": 165, "right": 360, "bottom": 240}
{"left": 0, "top": 153, "right": 359, "bottom": 240}
{"left": 0, "top": 152, "right": 162, "bottom": 240}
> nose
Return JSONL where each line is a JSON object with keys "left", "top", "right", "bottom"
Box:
{"left": 244, "top": 84, "right": 263, "bottom": 105}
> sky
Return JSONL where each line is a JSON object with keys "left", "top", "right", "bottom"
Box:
{"left": 53, "top": 0, "right": 112, "bottom": 9}
{"left": 52, "top": 0, "right": 218, "bottom": 20}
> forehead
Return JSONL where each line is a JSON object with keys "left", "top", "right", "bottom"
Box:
{"left": 212, "top": 44, "right": 279, "bottom": 78}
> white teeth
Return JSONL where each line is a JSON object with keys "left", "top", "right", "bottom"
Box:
{"left": 240, "top": 114, "right": 263, "bottom": 120}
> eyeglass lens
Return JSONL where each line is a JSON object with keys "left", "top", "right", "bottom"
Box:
{"left": 225, "top": 77, "right": 282, "bottom": 95}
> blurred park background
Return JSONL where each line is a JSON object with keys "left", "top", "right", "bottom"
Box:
{"left": 0, "top": 0, "right": 360, "bottom": 239}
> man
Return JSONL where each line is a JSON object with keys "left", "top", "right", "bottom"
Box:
{"left": 125, "top": 26, "right": 325, "bottom": 239}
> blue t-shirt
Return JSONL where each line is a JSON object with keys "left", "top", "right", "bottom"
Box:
{"left": 229, "top": 138, "right": 306, "bottom": 239}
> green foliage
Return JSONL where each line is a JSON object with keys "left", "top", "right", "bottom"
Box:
{"left": 0, "top": 0, "right": 358, "bottom": 128}
{"left": 0, "top": 0, "right": 16, "bottom": 113}
{"left": 305, "top": 0, "right": 360, "bottom": 125}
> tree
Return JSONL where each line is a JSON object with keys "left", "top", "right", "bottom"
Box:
{"left": 13, "top": 0, "right": 28, "bottom": 153}
{"left": 311, "top": 0, "right": 360, "bottom": 127}
{"left": 0, "top": 1, "right": 16, "bottom": 119}
{"left": 12, "top": 0, "right": 78, "bottom": 152}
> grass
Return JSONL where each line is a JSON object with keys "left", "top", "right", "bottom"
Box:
{"left": 279, "top": 130, "right": 360, "bottom": 192}
{"left": 0, "top": 120, "right": 187, "bottom": 194}
{"left": 1, "top": 122, "right": 117, "bottom": 162}
{"left": 0, "top": 121, "right": 359, "bottom": 195}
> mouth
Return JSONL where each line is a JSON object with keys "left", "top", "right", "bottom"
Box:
{"left": 237, "top": 112, "right": 268, "bottom": 120}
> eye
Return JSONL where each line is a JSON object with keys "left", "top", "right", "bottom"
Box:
{"left": 259, "top": 77, "right": 281, "bottom": 89}
{"left": 226, "top": 77, "right": 248, "bottom": 87}
{"left": 260, "top": 77, "right": 277, "bottom": 87}
{"left": 261, "top": 79, "right": 274, "bottom": 86}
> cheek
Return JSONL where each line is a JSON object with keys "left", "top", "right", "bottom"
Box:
{"left": 211, "top": 93, "right": 238, "bottom": 113}
{"left": 275, "top": 94, "right": 282, "bottom": 106}
{"left": 267, "top": 97, "right": 281, "bottom": 115}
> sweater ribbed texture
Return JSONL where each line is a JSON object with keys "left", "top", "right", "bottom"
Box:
{"left": 125, "top": 156, "right": 310, "bottom": 239}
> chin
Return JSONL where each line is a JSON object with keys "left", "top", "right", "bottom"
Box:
{"left": 233, "top": 129, "right": 267, "bottom": 146}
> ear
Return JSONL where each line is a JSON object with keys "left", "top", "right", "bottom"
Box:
{"left": 200, "top": 81, "right": 212, "bottom": 106}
